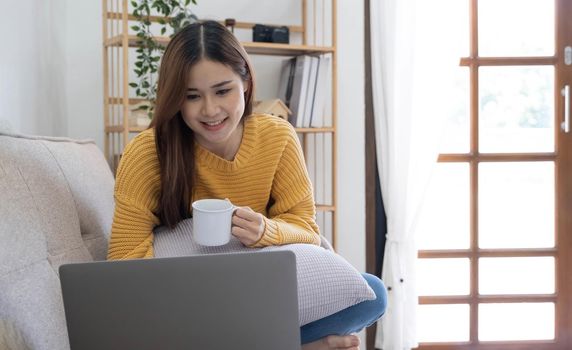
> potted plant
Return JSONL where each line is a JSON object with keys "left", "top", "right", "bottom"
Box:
{"left": 129, "top": 0, "right": 198, "bottom": 118}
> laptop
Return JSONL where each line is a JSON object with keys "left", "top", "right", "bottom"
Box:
{"left": 59, "top": 251, "right": 301, "bottom": 350}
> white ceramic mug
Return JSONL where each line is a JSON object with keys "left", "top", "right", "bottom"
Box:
{"left": 192, "top": 199, "right": 235, "bottom": 246}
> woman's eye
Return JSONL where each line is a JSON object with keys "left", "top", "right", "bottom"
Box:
{"left": 216, "top": 88, "right": 231, "bottom": 96}
{"left": 186, "top": 94, "right": 200, "bottom": 101}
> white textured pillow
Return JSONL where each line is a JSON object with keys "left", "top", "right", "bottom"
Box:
{"left": 153, "top": 219, "right": 375, "bottom": 326}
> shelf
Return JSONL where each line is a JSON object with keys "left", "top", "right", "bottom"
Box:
{"left": 105, "top": 35, "right": 335, "bottom": 56}
{"left": 108, "top": 97, "right": 147, "bottom": 105}
{"left": 105, "top": 125, "right": 334, "bottom": 134}
{"left": 296, "top": 127, "right": 334, "bottom": 133}
{"left": 316, "top": 205, "right": 335, "bottom": 212}
{"left": 105, "top": 13, "right": 304, "bottom": 33}
{"left": 105, "top": 125, "right": 148, "bottom": 133}
{"left": 107, "top": 99, "right": 335, "bottom": 133}
{"left": 242, "top": 42, "right": 334, "bottom": 56}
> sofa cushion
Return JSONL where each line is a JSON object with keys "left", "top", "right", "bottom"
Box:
{"left": 0, "top": 136, "right": 87, "bottom": 267}
{"left": 0, "top": 262, "right": 69, "bottom": 350}
{"left": 0, "top": 158, "right": 48, "bottom": 277}
{"left": 0, "top": 319, "right": 32, "bottom": 350}
{"left": 43, "top": 139, "right": 114, "bottom": 260}
{"left": 153, "top": 219, "right": 376, "bottom": 326}
{"left": 0, "top": 132, "right": 115, "bottom": 350}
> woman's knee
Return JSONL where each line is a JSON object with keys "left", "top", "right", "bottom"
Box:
{"left": 362, "top": 273, "right": 388, "bottom": 319}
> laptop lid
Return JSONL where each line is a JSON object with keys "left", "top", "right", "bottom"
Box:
{"left": 59, "top": 251, "right": 300, "bottom": 350}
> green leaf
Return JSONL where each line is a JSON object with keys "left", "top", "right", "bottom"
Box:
{"left": 131, "top": 25, "right": 140, "bottom": 31}
{"left": 161, "top": 27, "right": 166, "bottom": 35}
{"left": 129, "top": 82, "right": 138, "bottom": 88}
{"left": 131, "top": 1, "right": 138, "bottom": 8}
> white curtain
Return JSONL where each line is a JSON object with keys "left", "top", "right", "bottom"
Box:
{"left": 370, "top": 0, "right": 461, "bottom": 348}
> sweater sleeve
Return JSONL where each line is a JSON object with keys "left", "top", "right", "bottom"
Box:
{"left": 250, "top": 127, "right": 320, "bottom": 247}
{"left": 107, "top": 132, "right": 161, "bottom": 260}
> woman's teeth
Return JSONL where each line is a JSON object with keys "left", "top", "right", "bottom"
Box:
{"left": 205, "top": 120, "right": 223, "bottom": 126}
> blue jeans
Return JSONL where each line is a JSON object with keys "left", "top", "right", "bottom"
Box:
{"left": 300, "top": 273, "right": 388, "bottom": 344}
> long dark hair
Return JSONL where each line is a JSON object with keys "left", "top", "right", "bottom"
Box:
{"left": 149, "top": 20, "right": 255, "bottom": 228}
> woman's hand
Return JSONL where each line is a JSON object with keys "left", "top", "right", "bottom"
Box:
{"left": 231, "top": 206, "right": 265, "bottom": 246}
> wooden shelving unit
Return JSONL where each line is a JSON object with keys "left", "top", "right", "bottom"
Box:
{"left": 102, "top": 0, "right": 337, "bottom": 247}
{"left": 105, "top": 34, "right": 335, "bottom": 55}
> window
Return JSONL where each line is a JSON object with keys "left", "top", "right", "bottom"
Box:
{"left": 416, "top": 1, "right": 572, "bottom": 348}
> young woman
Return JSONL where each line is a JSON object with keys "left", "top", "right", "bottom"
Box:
{"left": 107, "top": 20, "right": 386, "bottom": 350}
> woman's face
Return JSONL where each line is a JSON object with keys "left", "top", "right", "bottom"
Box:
{"left": 181, "top": 59, "right": 247, "bottom": 155}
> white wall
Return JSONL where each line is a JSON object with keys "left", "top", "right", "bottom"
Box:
{"left": 63, "top": 1, "right": 105, "bottom": 145}
{"left": 0, "top": 0, "right": 103, "bottom": 144}
{"left": 335, "top": 0, "right": 366, "bottom": 272}
{"left": 0, "top": 0, "right": 366, "bottom": 270}
{"left": 0, "top": 1, "right": 66, "bottom": 135}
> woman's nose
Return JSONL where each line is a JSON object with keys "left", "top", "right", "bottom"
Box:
{"left": 202, "top": 96, "right": 219, "bottom": 117}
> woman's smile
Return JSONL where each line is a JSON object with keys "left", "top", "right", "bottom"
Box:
{"left": 201, "top": 117, "right": 228, "bottom": 131}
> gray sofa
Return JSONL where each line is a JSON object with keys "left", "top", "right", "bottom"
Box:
{"left": 0, "top": 132, "right": 344, "bottom": 350}
{"left": 0, "top": 132, "right": 114, "bottom": 350}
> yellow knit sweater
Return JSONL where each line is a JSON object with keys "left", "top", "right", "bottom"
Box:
{"left": 107, "top": 114, "right": 320, "bottom": 260}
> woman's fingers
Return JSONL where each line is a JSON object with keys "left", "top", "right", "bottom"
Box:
{"left": 233, "top": 208, "right": 259, "bottom": 227}
{"left": 231, "top": 207, "right": 264, "bottom": 244}
{"left": 234, "top": 207, "right": 255, "bottom": 220}
{"left": 231, "top": 226, "right": 255, "bottom": 245}
{"left": 232, "top": 214, "right": 259, "bottom": 235}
